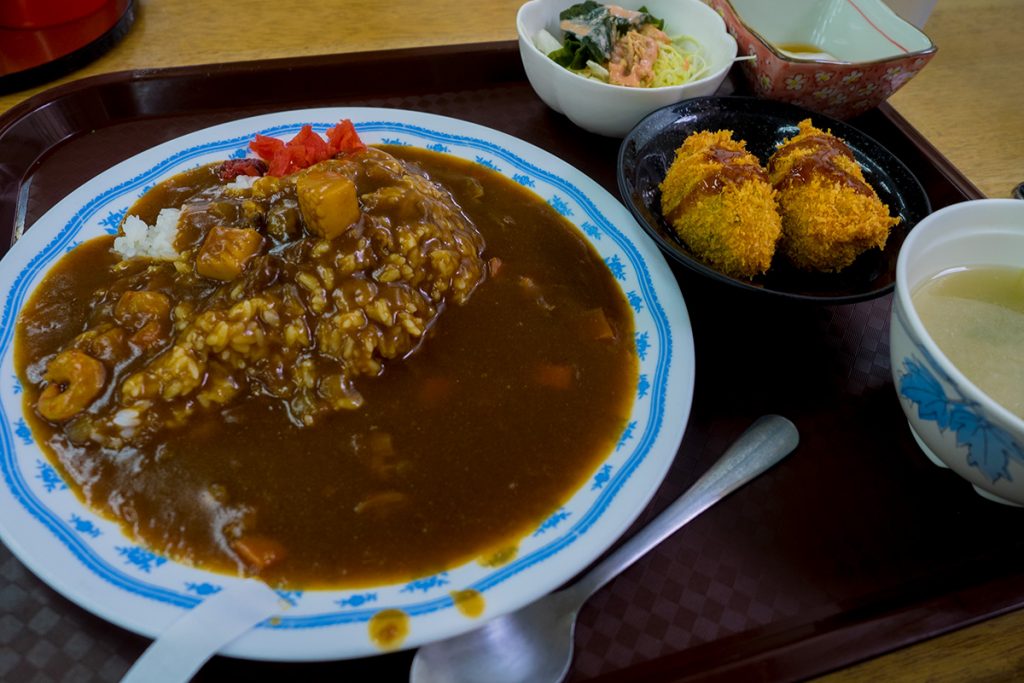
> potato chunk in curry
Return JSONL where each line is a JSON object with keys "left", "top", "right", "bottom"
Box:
{"left": 195, "top": 226, "right": 265, "bottom": 280}
{"left": 296, "top": 170, "right": 361, "bottom": 240}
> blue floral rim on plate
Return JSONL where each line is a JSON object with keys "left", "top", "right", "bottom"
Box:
{"left": 0, "top": 118, "right": 676, "bottom": 631}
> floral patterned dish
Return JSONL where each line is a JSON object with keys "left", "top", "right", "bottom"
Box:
{"left": 0, "top": 108, "right": 695, "bottom": 660}
{"left": 709, "top": 0, "right": 936, "bottom": 119}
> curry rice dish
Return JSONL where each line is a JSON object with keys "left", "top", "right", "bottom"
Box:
{"left": 15, "top": 139, "right": 637, "bottom": 588}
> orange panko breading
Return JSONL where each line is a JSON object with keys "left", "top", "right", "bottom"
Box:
{"left": 768, "top": 119, "right": 899, "bottom": 272}
{"left": 659, "top": 130, "right": 782, "bottom": 279}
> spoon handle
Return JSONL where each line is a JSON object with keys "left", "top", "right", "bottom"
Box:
{"left": 568, "top": 415, "right": 799, "bottom": 603}
{"left": 120, "top": 580, "right": 281, "bottom": 683}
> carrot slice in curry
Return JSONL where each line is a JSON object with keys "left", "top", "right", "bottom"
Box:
{"left": 487, "top": 257, "right": 503, "bottom": 277}
{"left": 354, "top": 491, "right": 408, "bottom": 514}
{"left": 418, "top": 376, "right": 453, "bottom": 405}
{"left": 232, "top": 535, "right": 287, "bottom": 571}
{"left": 581, "top": 307, "right": 615, "bottom": 341}
{"left": 535, "top": 363, "right": 574, "bottom": 390}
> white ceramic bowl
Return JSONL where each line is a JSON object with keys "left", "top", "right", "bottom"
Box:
{"left": 516, "top": 0, "right": 737, "bottom": 137}
{"left": 890, "top": 199, "right": 1024, "bottom": 506}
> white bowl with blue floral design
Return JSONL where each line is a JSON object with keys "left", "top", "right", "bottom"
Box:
{"left": 890, "top": 199, "right": 1024, "bottom": 506}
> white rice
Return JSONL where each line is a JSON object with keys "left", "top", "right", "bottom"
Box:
{"left": 112, "top": 408, "right": 140, "bottom": 428}
{"left": 226, "top": 174, "right": 258, "bottom": 192}
{"left": 113, "top": 208, "right": 181, "bottom": 260}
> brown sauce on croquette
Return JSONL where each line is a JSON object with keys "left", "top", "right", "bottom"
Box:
{"left": 769, "top": 134, "right": 874, "bottom": 196}
{"left": 660, "top": 120, "right": 897, "bottom": 276}
{"left": 707, "top": 146, "right": 750, "bottom": 165}
{"left": 658, "top": 129, "right": 782, "bottom": 279}
{"left": 670, "top": 144, "right": 770, "bottom": 218}
{"left": 769, "top": 120, "right": 899, "bottom": 271}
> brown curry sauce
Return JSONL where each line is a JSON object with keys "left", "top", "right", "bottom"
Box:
{"left": 15, "top": 146, "right": 637, "bottom": 589}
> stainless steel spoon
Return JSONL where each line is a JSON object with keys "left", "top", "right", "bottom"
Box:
{"left": 409, "top": 414, "right": 799, "bottom": 683}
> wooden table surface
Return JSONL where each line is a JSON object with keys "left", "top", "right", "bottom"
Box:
{"left": 1, "top": 0, "right": 1023, "bottom": 680}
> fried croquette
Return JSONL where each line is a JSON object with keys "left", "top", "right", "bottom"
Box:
{"left": 659, "top": 130, "right": 782, "bottom": 279}
{"left": 769, "top": 119, "right": 899, "bottom": 272}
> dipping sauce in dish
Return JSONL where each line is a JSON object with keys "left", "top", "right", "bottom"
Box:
{"left": 774, "top": 42, "right": 838, "bottom": 61}
{"left": 912, "top": 265, "right": 1024, "bottom": 419}
{"left": 14, "top": 140, "right": 637, "bottom": 589}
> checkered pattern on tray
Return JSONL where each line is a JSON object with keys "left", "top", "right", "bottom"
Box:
{"left": 7, "top": 60, "right": 1013, "bottom": 682}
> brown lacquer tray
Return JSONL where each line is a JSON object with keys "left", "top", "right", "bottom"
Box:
{"left": 1, "top": 42, "right": 1020, "bottom": 683}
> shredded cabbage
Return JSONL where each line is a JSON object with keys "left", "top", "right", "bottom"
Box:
{"left": 585, "top": 59, "right": 610, "bottom": 81}
{"left": 534, "top": 29, "right": 563, "bottom": 56}
{"left": 650, "top": 35, "right": 708, "bottom": 87}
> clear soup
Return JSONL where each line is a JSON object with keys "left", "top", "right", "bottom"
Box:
{"left": 912, "top": 265, "right": 1024, "bottom": 420}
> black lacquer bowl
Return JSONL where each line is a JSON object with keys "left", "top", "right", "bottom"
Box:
{"left": 617, "top": 96, "right": 932, "bottom": 303}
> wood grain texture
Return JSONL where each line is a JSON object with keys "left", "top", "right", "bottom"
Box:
{"left": 886, "top": 0, "right": 1024, "bottom": 199}
{"left": 1, "top": 0, "right": 1022, "bottom": 679}
{"left": 2, "top": 0, "right": 1020, "bottom": 199}
{"left": 817, "top": 607, "right": 1024, "bottom": 683}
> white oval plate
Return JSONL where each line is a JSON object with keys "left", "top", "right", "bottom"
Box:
{"left": 0, "top": 108, "right": 694, "bottom": 661}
